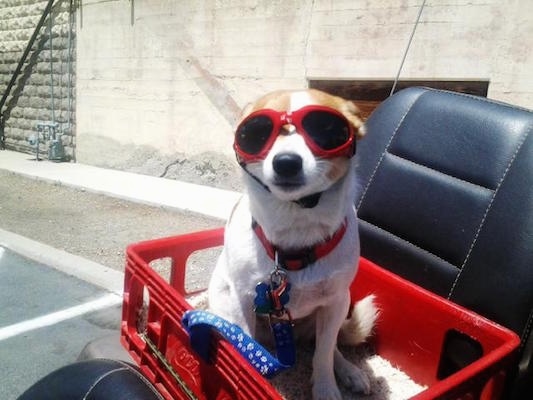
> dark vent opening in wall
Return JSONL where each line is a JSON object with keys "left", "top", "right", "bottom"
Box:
{"left": 309, "top": 80, "right": 490, "bottom": 120}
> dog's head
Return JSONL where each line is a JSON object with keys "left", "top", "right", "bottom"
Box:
{"left": 234, "top": 89, "right": 365, "bottom": 204}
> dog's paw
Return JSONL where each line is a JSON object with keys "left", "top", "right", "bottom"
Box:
{"left": 312, "top": 379, "right": 343, "bottom": 400}
{"left": 334, "top": 350, "right": 371, "bottom": 394}
{"left": 337, "top": 364, "right": 371, "bottom": 395}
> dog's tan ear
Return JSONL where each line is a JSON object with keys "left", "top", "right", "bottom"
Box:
{"left": 340, "top": 101, "right": 366, "bottom": 139}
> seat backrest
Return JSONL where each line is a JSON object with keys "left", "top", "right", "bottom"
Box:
{"left": 355, "top": 87, "right": 532, "bottom": 398}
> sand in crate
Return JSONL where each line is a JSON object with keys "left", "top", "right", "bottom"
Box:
{"left": 186, "top": 293, "right": 426, "bottom": 399}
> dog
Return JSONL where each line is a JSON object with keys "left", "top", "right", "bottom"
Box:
{"left": 208, "top": 89, "right": 378, "bottom": 400}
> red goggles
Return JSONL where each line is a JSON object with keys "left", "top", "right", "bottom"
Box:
{"left": 234, "top": 105, "right": 356, "bottom": 163}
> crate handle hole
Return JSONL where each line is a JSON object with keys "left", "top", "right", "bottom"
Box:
{"left": 149, "top": 257, "right": 173, "bottom": 283}
{"left": 437, "top": 329, "right": 483, "bottom": 380}
{"left": 136, "top": 286, "right": 150, "bottom": 334}
{"left": 185, "top": 247, "right": 222, "bottom": 293}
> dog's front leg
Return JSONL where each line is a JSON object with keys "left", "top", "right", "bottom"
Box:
{"left": 208, "top": 268, "right": 257, "bottom": 336}
{"left": 311, "top": 294, "right": 350, "bottom": 400}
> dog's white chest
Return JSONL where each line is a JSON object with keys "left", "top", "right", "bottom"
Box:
{"left": 282, "top": 266, "right": 356, "bottom": 319}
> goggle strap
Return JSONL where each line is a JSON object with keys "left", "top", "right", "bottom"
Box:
{"left": 293, "top": 192, "right": 322, "bottom": 208}
{"left": 238, "top": 160, "right": 271, "bottom": 193}
{"left": 237, "top": 160, "right": 322, "bottom": 209}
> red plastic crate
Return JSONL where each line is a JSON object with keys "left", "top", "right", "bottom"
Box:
{"left": 121, "top": 228, "right": 520, "bottom": 400}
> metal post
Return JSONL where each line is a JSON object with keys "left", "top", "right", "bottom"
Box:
{"left": 0, "top": 114, "right": 5, "bottom": 150}
{"left": 49, "top": 8, "right": 55, "bottom": 129}
{"left": 67, "top": 0, "right": 74, "bottom": 161}
{"left": 390, "top": 0, "right": 427, "bottom": 97}
{"left": 46, "top": 6, "right": 66, "bottom": 162}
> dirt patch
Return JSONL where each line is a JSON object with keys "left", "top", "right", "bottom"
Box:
{"left": 75, "top": 134, "right": 244, "bottom": 192}
{"left": 0, "top": 170, "right": 222, "bottom": 278}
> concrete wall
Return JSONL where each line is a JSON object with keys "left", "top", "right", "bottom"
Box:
{"left": 306, "top": 0, "right": 533, "bottom": 108}
{"left": 75, "top": 0, "right": 533, "bottom": 189}
{"left": 75, "top": 0, "right": 315, "bottom": 190}
{"left": 0, "top": 0, "right": 75, "bottom": 159}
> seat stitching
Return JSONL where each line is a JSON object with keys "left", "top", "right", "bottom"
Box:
{"left": 360, "top": 219, "right": 457, "bottom": 270}
{"left": 82, "top": 367, "right": 129, "bottom": 400}
{"left": 81, "top": 360, "right": 165, "bottom": 400}
{"left": 111, "top": 359, "right": 165, "bottom": 399}
{"left": 447, "top": 125, "right": 531, "bottom": 299}
{"left": 520, "top": 309, "right": 533, "bottom": 349}
{"left": 515, "top": 309, "right": 533, "bottom": 376}
{"left": 387, "top": 152, "right": 495, "bottom": 193}
{"left": 426, "top": 87, "right": 533, "bottom": 115}
{"left": 357, "top": 90, "right": 429, "bottom": 210}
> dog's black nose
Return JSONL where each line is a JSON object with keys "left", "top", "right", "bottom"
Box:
{"left": 273, "top": 153, "right": 303, "bottom": 177}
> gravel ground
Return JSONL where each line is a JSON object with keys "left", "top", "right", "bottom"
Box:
{"left": 0, "top": 169, "right": 223, "bottom": 275}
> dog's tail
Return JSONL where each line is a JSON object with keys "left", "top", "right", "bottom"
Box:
{"left": 338, "top": 294, "right": 379, "bottom": 346}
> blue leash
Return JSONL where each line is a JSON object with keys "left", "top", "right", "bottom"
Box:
{"left": 182, "top": 309, "right": 295, "bottom": 378}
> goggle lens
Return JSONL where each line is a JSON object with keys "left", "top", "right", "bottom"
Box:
{"left": 301, "top": 110, "right": 351, "bottom": 151}
{"left": 235, "top": 115, "right": 273, "bottom": 155}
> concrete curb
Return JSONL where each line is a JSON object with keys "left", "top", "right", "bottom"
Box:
{"left": 0, "top": 150, "right": 241, "bottom": 220}
{"left": 0, "top": 228, "right": 124, "bottom": 295}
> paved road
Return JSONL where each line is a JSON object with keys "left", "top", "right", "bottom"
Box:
{"left": 0, "top": 246, "right": 122, "bottom": 399}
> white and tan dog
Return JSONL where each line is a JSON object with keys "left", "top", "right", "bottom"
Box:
{"left": 208, "top": 89, "right": 378, "bottom": 400}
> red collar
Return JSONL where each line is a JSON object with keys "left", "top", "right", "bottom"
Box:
{"left": 252, "top": 218, "right": 348, "bottom": 271}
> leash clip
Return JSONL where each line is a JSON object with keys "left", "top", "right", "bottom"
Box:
{"left": 270, "top": 254, "right": 291, "bottom": 316}
{"left": 249, "top": 253, "right": 296, "bottom": 369}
